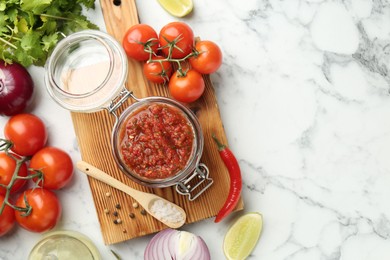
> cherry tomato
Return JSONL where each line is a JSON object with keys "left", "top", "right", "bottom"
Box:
{"left": 143, "top": 56, "right": 173, "bottom": 84}
{"left": 15, "top": 188, "right": 61, "bottom": 233}
{"left": 4, "top": 113, "right": 48, "bottom": 156}
{"left": 0, "top": 152, "right": 28, "bottom": 195}
{"left": 123, "top": 24, "right": 159, "bottom": 61}
{"left": 29, "top": 147, "right": 74, "bottom": 190}
{"left": 159, "top": 22, "right": 194, "bottom": 59}
{"left": 0, "top": 194, "right": 15, "bottom": 236}
{"left": 169, "top": 69, "right": 205, "bottom": 103}
{"left": 189, "top": 40, "right": 223, "bottom": 74}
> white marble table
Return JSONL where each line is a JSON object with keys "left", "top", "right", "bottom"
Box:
{"left": 1, "top": 0, "right": 390, "bottom": 259}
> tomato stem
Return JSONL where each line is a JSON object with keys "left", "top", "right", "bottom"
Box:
{"left": 147, "top": 50, "right": 195, "bottom": 64}
{"left": 0, "top": 141, "right": 34, "bottom": 216}
{"left": 146, "top": 59, "right": 171, "bottom": 83}
{"left": 29, "top": 169, "right": 44, "bottom": 186}
{"left": 149, "top": 33, "right": 198, "bottom": 78}
{"left": 0, "top": 138, "right": 13, "bottom": 152}
{"left": 159, "top": 34, "right": 185, "bottom": 60}
{"left": 142, "top": 38, "right": 158, "bottom": 60}
{"left": 19, "top": 193, "right": 33, "bottom": 217}
{"left": 5, "top": 199, "right": 31, "bottom": 216}
{"left": 0, "top": 157, "right": 27, "bottom": 214}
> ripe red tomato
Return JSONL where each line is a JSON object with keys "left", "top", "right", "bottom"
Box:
{"left": 159, "top": 22, "right": 194, "bottom": 59}
{"left": 4, "top": 113, "right": 48, "bottom": 156}
{"left": 0, "top": 194, "right": 15, "bottom": 236}
{"left": 189, "top": 40, "right": 223, "bottom": 74}
{"left": 15, "top": 188, "right": 61, "bottom": 233}
{"left": 143, "top": 56, "right": 173, "bottom": 84}
{"left": 123, "top": 24, "right": 159, "bottom": 61}
{"left": 169, "top": 69, "right": 205, "bottom": 103}
{"left": 29, "top": 147, "right": 74, "bottom": 190}
{"left": 0, "top": 152, "right": 28, "bottom": 195}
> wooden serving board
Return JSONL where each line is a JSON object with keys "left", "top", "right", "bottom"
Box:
{"left": 70, "top": 0, "right": 243, "bottom": 244}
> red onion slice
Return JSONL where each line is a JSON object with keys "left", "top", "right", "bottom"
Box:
{"left": 144, "top": 228, "right": 211, "bottom": 260}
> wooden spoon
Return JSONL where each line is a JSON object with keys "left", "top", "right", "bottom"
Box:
{"left": 76, "top": 161, "right": 186, "bottom": 229}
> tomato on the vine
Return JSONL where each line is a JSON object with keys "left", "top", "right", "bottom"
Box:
{"left": 0, "top": 152, "right": 28, "bottom": 195}
{"left": 169, "top": 69, "right": 205, "bottom": 103}
{"left": 159, "top": 22, "right": 194, "bottom": 59}
{"left": 143, "top": 56, "right": 173, "bottom": 84}
{"left": 4, "top": 113, "right": 47, "bottom": 156}
{"left": 29, "top": 147, "right": 74, "bottom": 190}
{"left": 0, "top": 194, "right": 15, "bottom": 236}
{"left": 123, "top": 24, "right": 159, "bottom": 61}
{"left": 14, "top": 188, "right": 61, "bottom": 233}
{"left": 189, "top": 40, "right": 223, "bottom": 74}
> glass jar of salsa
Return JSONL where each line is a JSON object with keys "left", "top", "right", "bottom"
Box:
{"left": 44, "top": 30, "right": 213, "bottom": 200}
{"left": 112, "top": 96, "right": 204, "bottom": 188}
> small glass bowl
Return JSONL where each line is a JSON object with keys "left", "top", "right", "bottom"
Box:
{"left": 28, "top": 230, "right": 101, "bottom": 260}
{"left": 111, "top": 96, "right": 204, "bottom": 188}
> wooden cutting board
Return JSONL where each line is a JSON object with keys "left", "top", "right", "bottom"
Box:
{"left": 70, "top": 0, "right": 244, "bottom": 244}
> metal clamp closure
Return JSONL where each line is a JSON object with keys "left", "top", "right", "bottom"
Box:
{"left": 107, "top": 88, "right": 133, "bottom": 115}
{"left": 176, "top": 163, "right": 213, "bottom": 201}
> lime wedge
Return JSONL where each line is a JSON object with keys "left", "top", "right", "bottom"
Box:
{"left": 223, "top": 212, "right": 263, "bottom": 260}
{"left": 157, "top": 0, "right": 194, "bottom": 17}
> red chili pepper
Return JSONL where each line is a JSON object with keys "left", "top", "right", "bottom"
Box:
{"left": 212, "top": 134, "right": 242, "bottom": 223}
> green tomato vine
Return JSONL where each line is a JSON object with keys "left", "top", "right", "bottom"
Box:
{"left": 0, "top": 138, "right": 43, "bottom": 216}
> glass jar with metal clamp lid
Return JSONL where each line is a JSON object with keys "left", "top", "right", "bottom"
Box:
{"left": 44, "top": 30, "right": 213, "bottom": 200}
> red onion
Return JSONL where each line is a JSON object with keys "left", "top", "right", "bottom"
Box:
{"left": 0, "top": 60, "right": 34, "bottom": 116}
{"left": 144, "top": 229, "right": 211, "bottom": 260}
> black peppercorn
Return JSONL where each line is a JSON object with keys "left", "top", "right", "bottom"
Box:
{"left": 113, "top": 211, "right": 118, "bottom": 217}
{"left": 113, "top": 0, "right": 121, "bottom": 6}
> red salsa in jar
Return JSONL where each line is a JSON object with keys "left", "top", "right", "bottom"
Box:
{"left": 119, "top": 103, "right": 195, "bottom": 179}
